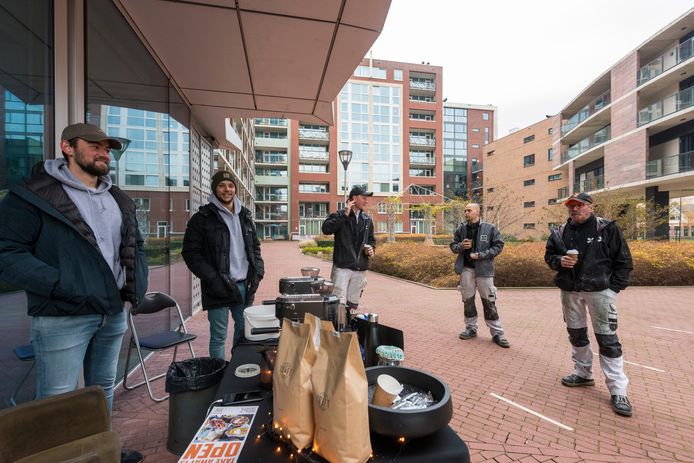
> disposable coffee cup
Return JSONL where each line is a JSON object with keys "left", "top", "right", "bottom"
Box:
{"left": 567, "top": 249, "right": 579, "bottom": 262}
{"left": 371, "top": 374, "right": 403, "bottom": 407}
{"left": 363, "top": 244, "right": 373, "bottom": 256}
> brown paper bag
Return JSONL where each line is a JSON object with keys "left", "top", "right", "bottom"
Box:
{"left": 304, "top": 313, "right": 336, "bottom": 353}
{"left": 273, "top": 318, "right": 316, "bottom": 449}
{"left": 311, "top": 330, "right": 372, "bottom": 463}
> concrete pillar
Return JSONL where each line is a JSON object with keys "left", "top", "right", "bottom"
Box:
{"left": 645, "top": 186, "right": 669, "bottom": 240}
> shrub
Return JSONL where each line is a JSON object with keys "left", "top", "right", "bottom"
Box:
{"left": 369, "top": 241, "right": 694, "bottom": 288}
{"left": 301, "top": 246, "right": 333, "bottom": 259}
{"left": 299, "top": 239, "right": 317, "bottom": 248}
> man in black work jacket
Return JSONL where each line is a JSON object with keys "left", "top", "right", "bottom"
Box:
{"left": 321, "top": 186, "right": 376, "bottom": 314}
{"left": 545, "top": 192, "right": 634, "bottom": 417}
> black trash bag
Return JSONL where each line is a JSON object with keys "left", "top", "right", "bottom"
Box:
{"left": 165, "top": 357, "right": 227, "bottom": 394}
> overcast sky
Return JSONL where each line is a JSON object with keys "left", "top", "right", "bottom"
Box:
{"left": 368, "top": 1, "right": 693, "bottom": 136}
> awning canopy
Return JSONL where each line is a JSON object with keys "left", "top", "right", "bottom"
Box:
{"left": 117, "top": 0, "right": 391, "bottom": 148}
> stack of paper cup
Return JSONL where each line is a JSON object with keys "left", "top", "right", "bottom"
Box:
{"left": 371, "top": 374, "right": 404, "bottom": 407}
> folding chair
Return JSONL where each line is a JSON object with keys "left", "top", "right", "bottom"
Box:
{"left": 122, "top": 292, "right": 197, "bottom": 402}
{"left": 9, "top": 343, "right": 35, "bottom": 406}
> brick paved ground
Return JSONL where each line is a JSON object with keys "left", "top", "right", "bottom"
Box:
{"left": 112, "top": 241, "right": 694, "bottom": 462}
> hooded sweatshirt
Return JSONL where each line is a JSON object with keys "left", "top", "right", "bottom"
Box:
{"left": 43, "top": 159, "right": 125, "bottom": 289}
{"left": 209, "top": 193, "right": 249, "bottom": 281}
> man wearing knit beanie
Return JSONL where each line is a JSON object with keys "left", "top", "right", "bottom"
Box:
{"left": 182, "top": 170, "right": 264, "bottom": 358}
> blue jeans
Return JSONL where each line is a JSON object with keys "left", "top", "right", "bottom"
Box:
{"left": 207, "top": 282, "right": 247, "bottom": 359}
{"left": 31, "top": 311, "right": 127, "bottom": 414}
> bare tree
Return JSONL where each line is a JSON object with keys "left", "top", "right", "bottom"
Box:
{"left": 480, "top": 184, "right": 526, "bottom": 234}
{"left": 592, "top": 188, "right": 670, "bottom": 240}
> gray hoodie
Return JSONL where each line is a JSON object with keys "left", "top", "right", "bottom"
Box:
{"left": 43, "top": 159, "right": 125, "bottom": 289}
{"left": 209, "top": 193, "right": 249, "bottom": 281}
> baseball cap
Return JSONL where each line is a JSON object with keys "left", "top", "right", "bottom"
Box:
{"left": 348, "top": 186, "right": 373, "bottom": 200}
{"left": 564, "top": 192, "right": 593, "bottom": 206}
{"left": 61, "top": 123, "right": 123, "bottom": 150}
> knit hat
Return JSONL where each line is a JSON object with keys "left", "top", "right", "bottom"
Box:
{"left": 211, "top": 170, "right": 236, "bottom": 192}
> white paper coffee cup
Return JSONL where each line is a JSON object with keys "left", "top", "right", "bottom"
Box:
{"left": 567, "top": 249, "right": 579, "bottom": 262}
{"left": 371, "top": 374, "right": 403, "bottom": 407}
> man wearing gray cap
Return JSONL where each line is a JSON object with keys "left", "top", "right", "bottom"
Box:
{"left": 545, "top": 192, "right": 634, "bottom": 417}
{"left": 321, "top": 186, "right": 376, "bottom": 315}
{"left": 0, "top": 123, "right": 148, "bottom": 462}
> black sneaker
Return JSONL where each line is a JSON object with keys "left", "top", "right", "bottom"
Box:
{"left": 121, "top": 449, "right": 144, "bottom": 463}
{"left": 611, "top": 395, "right": 632, "bottom": 417}
{"left": 561, "top": 374, "right": 595, "bottom": 387}
{"left": 458, "top": 328, "right": 477, "bottom": 340}
{"left": 492, "top": 335, "right": 510, "bottom": 348}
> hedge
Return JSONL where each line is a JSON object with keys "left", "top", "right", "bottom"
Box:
{"left": 369, "top": 241, "right": 694, "bottom": 288}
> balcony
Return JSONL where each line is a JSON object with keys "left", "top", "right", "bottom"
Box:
{"left": 409, "top": 155, "right": 435, "bottom": 166}
{"left": 646, "top": 151, "right": 694, "bottom": 179}
{"left": 256, "top": 194, "right": 288, "bottom": 202}
{"left": 471, "top": 180, "right": 483, "bottom": 190}
{"left": 409, "top": 80, "right": 435, "bottom": 91}
{"left": 638, "top": 86, "right": 694, "bottom": 127}
{"left": 638, "top": 37, "right": 694, "bottom": 86}
{"left": 298, "top": 127, "right": 329, "bottom": 140}
{"left": 254, "top": 118, "right": 287, "bottom": 127}
{"left": 561, "top": 90, "right": 611, "bottom": 138}
{"left": 256, "top": 213, "right": 289, "bottom": 221}
{"left": 573, "top": 175, "right": 604, "bottom": 193}
{"left": 255, "top": 154, "right": 288, "bottom": 164}
{"left": 561, "top": 125, "right": 611, "bottom": 164}
{"left": 298, "top": 150, "right": 329, "bottom": 163}
{"left": 409, "top": 136, "right": 436, "bottom": 147}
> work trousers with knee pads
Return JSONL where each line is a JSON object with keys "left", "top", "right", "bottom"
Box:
{"left": 459, "top": 267, "right": 504, "bottom": 336}
{"left": 561, "top": 289, "right": 629, "bottom": 395}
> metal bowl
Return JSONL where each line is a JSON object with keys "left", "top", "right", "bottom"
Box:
{"left": 300, "top": 267, "right": 320, "bottom": 277}
{"left": 365, "top": 366, "right": 453, "bottom": 439}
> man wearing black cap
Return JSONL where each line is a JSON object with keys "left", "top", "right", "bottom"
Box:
{"left": 0, "top": 123, "right": 148, "bottom": 462}
{"left": 182, "top": 170, "right": 264, "bottom": 358}
{"left": 545, "top": 192, "right": 634, "bottom": 417}
{"left": 321, "top": 186, "right": 376, "bottom": 314}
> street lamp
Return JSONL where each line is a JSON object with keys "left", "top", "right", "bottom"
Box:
{"left": 110, "top": 137, "right": 131, "bottom": 186}
{"left": 338, "top": 149, "right": 352, "bottom": 205}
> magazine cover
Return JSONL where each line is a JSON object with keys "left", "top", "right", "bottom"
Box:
{"left": 178, "top": 405, "right": 259, "bottom": 463}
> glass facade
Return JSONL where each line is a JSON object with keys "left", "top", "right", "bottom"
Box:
{"left": 443, "top": 106, "right": 468, "bottom": 198}
{"left": 338, "top": 82, "right": 402, "bottom": 194}
{"left": 0, "top": 0, "right": 54, "bottom": 408}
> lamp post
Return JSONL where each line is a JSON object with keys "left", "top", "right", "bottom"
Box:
{"left": 338, "top": 149, "right": 352, "bottom": 206}
{"left": 110, "top": 137, "right": 131, "bottom": 186}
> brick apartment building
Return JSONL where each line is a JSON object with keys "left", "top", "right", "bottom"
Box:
{"left": 483, "top": 8, "right": 694, "bottom": 239}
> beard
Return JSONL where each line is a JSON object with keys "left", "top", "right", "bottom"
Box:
{"left": 73, "top": 148, "right": 110, "bottom": 176}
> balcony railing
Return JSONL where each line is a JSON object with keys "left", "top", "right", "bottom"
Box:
{"left": 257, "top": 213, "right": 289, "bottom": 221}
{"left": 561, "top": 125, "right": 611, "bottom": 163}
{"left": 256, "top": 154, "right": 288, "bottom": 164}
{"left": 561, "top": 90, "right": 611, "bottom": 135}
{"left": 638, "top": 36, "right": 694, "bottom": 86}
{"left": 254, "top": 118, "right": 287, "bottom": 126}
{"left": 409, "top": 136, "right": 436, "bottom": 147}
{"left": 409, "top": 155, "right": 435, "bottom": 165}
{"left": 256, "top": 194, "right": 288, "bottom": 201}
{"left": 471, "top": 180, "right": 483, "bottom": 190}
{"left": 409, "top": 80, "right": 436, "bottom": 91}
{"left": 298, "top": 128, "right": 329, "bottom": 140}
{"left": 298, "top": 150, "right": 329, "bottom": 161}
{"left": 638, "top": 86, "right": 694, "bottom": 126}
{"left": 573, "top": 175, "right": 604, "bottom": 193}
{"left": 646, "top": 150, "right": 694, "bottom": 179}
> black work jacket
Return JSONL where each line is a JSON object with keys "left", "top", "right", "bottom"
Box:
{"left": 182, "top": 203, "right": 264, "bottom": 309}
{"left": 321, "top": 210, "right": 376, "bottom": 271}
{"left": 0, "top": 163, "right": 147, "bottom": 316}
{"left": 544, "top": 216, "right": 633, "bottom": 292}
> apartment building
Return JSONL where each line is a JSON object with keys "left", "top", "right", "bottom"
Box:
{"left": 443, "top": 102, "right": 497, "bottom": 199}
{"left": 555, "top": 8, "right": 694, "bottom": 239}
{"left": 484, "top": 116, "right": 567, "bottom": 239}
{"left": 253, "top": 118, "right": 290, "bottom": 239}
{"left": 289, "top": 58, "right": 445, "bottom": 237}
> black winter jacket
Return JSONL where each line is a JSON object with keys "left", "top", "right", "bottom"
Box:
{"left": 182, "top": 203, "right": 264, "bottom": 309}
{"left": 321, "top": 210, "right": 375, "bottom": 271}
{"left": 545, "top": 216, "right": 633, "bottom": 292}
{"left": 0, "top": 164, "right": 147, "bottom": 316}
